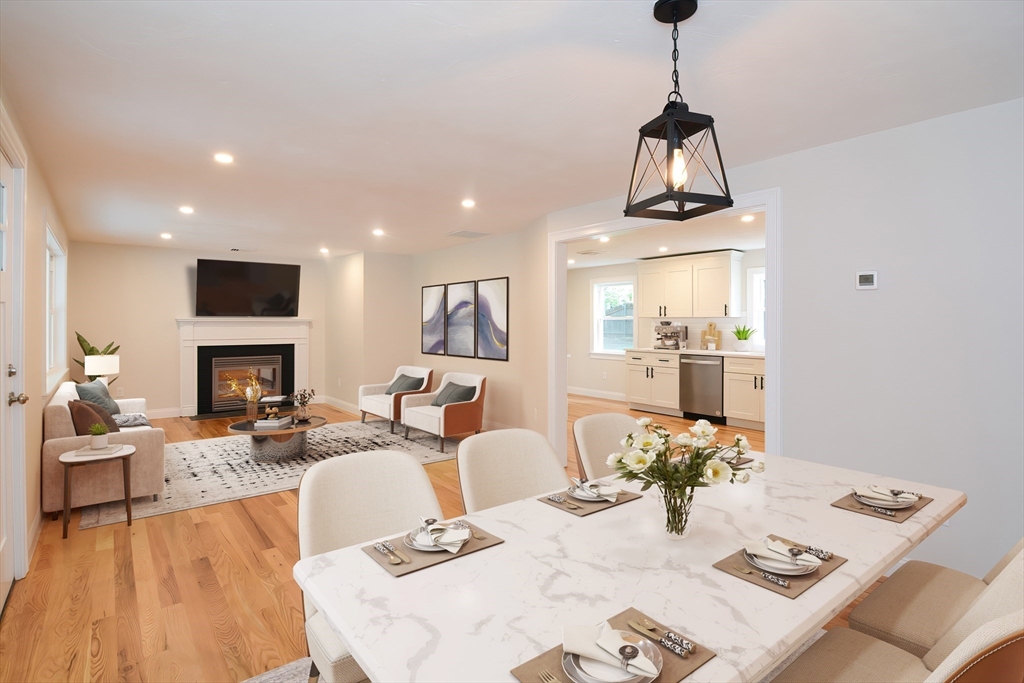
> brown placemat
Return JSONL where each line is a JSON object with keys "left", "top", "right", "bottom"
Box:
{"left": 712, "top": 534, "right": 848, "bottom": 599}
{"left": 537, "top": 490, "right": 643, "bottom": 517}
{"left": 511, "top": 607, "right": 715, "bottom": 683}
{"left": 830, "top": 493, "right": 933, "bottom": 523}
{"left": 360, "top": 523, "right": 503, "bottom": 577}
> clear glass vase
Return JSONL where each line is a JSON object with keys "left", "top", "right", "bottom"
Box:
{"left": 246, "top": 400, "right": 259, "bottom": 424}
{"left": 658, "top": 487, "right": 695, "bottom": 539}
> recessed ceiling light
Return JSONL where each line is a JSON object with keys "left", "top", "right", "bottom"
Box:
{"left": 319, "top": 247, "right": 329, "bottom": 254}
{"left": 214, "top": 153, "right": 234, "bottom": 164}
{"left": 599, "top": 236, "right": 610, "bottom": 243}
{"left": 160, "top": 233, "right": 172, "bottom": 240}
{"left": 179, "top": 206, "right": 194, "bottom": 214}
{"left": 741, "top": 214, "right": 755, "bottom": 222}
{"left": 461, "top": 199, "right": 476, "bottom": 208}
{"left": 567, "top": 259, "right": 575, "bottom": 264}
{"left": 372, "top": 228, "right": 385, "bottom": 236}
{"left": 659, "top": 246, "right": 668, "bottom": 252}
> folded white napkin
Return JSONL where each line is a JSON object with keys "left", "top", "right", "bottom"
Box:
{"left": 743, "top": 539, "right": 822, "bottom": 568}
{"left": 562, "top": 622, "right": 658, "bottom": 677}
{"left": 853, "top": 485, "right": 919, "bottom": 504}
{"left": 580, "top": 480, "right": 620, "bottom": 502}
{"left": 416, "top": 517, "right": 470, "bottom": 553}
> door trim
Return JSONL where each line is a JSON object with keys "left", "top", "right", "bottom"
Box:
{"left": 1, "top": 101, "right": 31, "bottom": 579}
{"left": 547, "top": 188, "right": 783, "bottom": 464}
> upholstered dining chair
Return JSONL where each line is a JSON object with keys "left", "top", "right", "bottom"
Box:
{"left": 772, "top": 544, "right": 1024, "bottom": 683}
{"left": 297, "top": 451, "right": 443, "bottom": 683}
{"left": 401, "top": 372, "right": 486, "bottom": 452}
{"left": 572, "top": 413, "right": 640, "bottom": 481}
{"left": 457, "top": 429, "right": 570, "bottom": 513}
{"left": 358, "top": 366, "right": 433, "bottom": 433}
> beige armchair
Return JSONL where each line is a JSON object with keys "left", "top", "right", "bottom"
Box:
{"left": 401, "top": 372, "right": 485, "bottom": 452}
{"left": 357, "top": 366, "right": 433, "bottom": 433}
{"left": 42, "top": 381, "right": 165, "bottom": 515}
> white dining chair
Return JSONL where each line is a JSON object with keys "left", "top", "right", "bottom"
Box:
{"left": 457, "top": 429, "right": 570, "bottom": 513}
{"left": 572, "top": 413, "right": 639, "bottom": 481}
{"left": 297, "top": 451, "right": 443, "bottom": 683}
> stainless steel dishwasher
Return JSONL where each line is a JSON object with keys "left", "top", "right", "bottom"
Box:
{"left": 679, "top": 355, "right": 723, "bottom": 417}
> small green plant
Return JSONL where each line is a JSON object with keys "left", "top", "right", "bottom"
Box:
{"left": 73, "top": 332, "right": 120, "bottom": 384}
{"left": 732, "top": 325, "right": 757, "bottom": 340}
{"left": 88, "top": 423, "right": 109, "bottom": 436}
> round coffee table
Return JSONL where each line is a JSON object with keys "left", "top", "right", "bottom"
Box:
{"left": 227, "top": 416, "right": 327, "bottom": 462}
{"left": 59, "top": 444, "right": 136, "bottom": 539}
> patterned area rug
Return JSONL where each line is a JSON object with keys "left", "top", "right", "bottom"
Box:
{"left": 78, "top": 420, "right": 460, "bottom": 529}
{"left": 243, "top": 658, "right": 312, "bottom": 683}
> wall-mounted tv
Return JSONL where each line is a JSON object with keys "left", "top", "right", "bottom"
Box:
{"left": 195, "top": 259, "right": 300, "bottom": 317}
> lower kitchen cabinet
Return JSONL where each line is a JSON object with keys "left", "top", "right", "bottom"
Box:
{"left": 723, "top": 371, "right": 765, "bottom": 422}
{"left": 627, "top": 365, "right": 653, "bottom": 404}
{"left": 627, "top": 363, "right": 680, "bottom": 410}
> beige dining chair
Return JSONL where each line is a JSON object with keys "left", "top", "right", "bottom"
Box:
{"left": 457, "top": 429, "right": 570, "bottom": 513}
{"left": 297, "top": 451, "right": 443, "bottom": 683}
{"left": 572, "top": 413, "right": 639, "bottom": 481}
{"left": 772, "top": 545, "right": 1024, "bottom": 683}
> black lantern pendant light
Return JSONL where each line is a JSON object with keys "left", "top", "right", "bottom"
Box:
{"left": 624, "top": 0, "right": 733, "bottom": 222}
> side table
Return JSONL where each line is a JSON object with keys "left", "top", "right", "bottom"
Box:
{"left": 58, "top": 444, "right": 137, "bottom": 539}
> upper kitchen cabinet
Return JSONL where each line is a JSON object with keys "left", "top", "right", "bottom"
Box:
{"left": 637, "top": 250, "right": 742, "bottom": 318}
{"left": 637, "top": 259, "right": 692, "bottom": 317}
{"left": 692, "top": 251, "right": 743, "bottom": 318}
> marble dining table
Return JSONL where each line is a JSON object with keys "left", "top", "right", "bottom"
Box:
{"left": 293, "top": 454, "right": 966, "bottom": 682}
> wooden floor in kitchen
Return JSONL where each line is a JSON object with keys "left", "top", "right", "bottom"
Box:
{"left": 0, "top": 396, "right": 877, "bottom": 683}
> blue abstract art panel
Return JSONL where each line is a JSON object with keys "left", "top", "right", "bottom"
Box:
{"left": 476, "top": 277, "right": 508, "bottom": 361}
{"left": 421, "top": 284, "right": 446, "bottom": 355}
{"left": 446, "top": 281, "right": 476, "bottom": 357}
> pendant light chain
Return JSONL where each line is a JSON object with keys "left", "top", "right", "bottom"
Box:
{"left": 668, "top": 20, "right": 682, "bottom": 103}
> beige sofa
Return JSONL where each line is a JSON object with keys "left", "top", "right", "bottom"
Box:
{"left": 42, "top": 380, "right": 165, "bottom": 515}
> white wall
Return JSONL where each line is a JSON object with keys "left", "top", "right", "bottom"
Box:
{"left": 548, "top": 99, "right": 1024, "bottom": 576}
{"left": 67, "top": 243, "right": 328, "bottom": 414}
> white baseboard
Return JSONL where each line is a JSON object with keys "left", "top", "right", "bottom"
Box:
{"left": 148, "top": 407, "right": 184, "bottom": 419}
{"left": 19, "top": 508, "right": 42, "bottom": 579}
{"left": 568, "top": 386, "right": 628, "bottom": 402}
{"left": 323, "top": 395, "right": 360, "bottom": 415}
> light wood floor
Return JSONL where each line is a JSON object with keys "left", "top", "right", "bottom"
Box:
{"left": 0, "top": 398, "right": 871, "bottom": 683}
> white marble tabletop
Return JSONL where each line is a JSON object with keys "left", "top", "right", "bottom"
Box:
{"left": 294, "top": 455, "right": 966, "bottom": 682}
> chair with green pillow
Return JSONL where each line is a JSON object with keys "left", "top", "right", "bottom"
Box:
{"left": 358, "top": 366, "right": 433, "bottom": 433}
{"left": 401, "top": 372, "right": 486, "bottom": 452}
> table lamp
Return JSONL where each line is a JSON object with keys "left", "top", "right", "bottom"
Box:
{"left": 84, "top": 355, "right": 120, "bottom": 377}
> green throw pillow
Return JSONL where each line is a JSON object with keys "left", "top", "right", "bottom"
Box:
{"left": 76, "top": 379, "right": 121, "bottom": 415}
{"left": 431, "top": 382, "right": 476, "bottom": 407}
{"left": 385, "top": 374, "right": 425, "bottom": 395}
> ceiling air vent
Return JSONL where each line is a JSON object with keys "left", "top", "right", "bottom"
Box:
{"left": 229, "top": 247, "right": 256, "bottom": 252}
{"left": 576, "top": 249, "right": 605, "bottom": 256}
{"left": 445, "top": 230, "right": 490, "bottom": 239}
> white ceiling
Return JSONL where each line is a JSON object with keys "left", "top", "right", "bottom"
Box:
{"left": 567, "top": 208, "right": 765, "bottom": 269}
{"left": 1, "top": 1, "right": 1021, "bottom": 258}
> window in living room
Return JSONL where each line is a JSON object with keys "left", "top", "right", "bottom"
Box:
{"left": 591, "top": 277, "right": 636, "bottom": 357}
{"left": 45, "top": 227, "right": 66, "bottom": 389}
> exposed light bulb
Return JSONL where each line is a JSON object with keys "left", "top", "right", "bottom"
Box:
{"left": 672, "top": 148, "right": 688, "bottom": 190}
{"left": 179, "top": 206, "right": 194, "bottom": 214}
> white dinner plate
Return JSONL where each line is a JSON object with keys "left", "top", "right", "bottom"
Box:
{"left": 560, "top": 631, "right": 661, "bottom": 683}
{"left": 568, "top": 486, "right": 606, "bottom": 502}
{"left": 403, "top": 530, "right": 450, "bottom": 553}
{"left": 852, "top": 493, "right": 917, "bottom": 510}
{"left": 744, "top": 551, "right": 818, "bottom": 576}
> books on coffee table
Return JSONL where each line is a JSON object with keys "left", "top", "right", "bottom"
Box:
{"left": 255, "top": 415, "right": 292, "bottom": 429}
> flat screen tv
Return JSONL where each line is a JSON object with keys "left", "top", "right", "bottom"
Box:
{"left": 195, "top": 259, "right": 300, "bottom": 317}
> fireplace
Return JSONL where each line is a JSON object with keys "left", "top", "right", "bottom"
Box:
{"left": 197, "top": 344, "right": 295, "bottom": 415}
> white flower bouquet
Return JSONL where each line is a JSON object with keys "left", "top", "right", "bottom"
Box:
{"left": 608, "top": 418, "right": 764, "bottom": 536}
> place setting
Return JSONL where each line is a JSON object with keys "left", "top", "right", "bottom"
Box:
{"left": 831, "top": 484, "right": 933, "bottom": 523}
{"left": 538, "top": 478, "right": 643, "bottom": 517}
{"left": 713, "top": 534, "right": 847, "bottom": 598}
{"left": 360, "top": 516, "right": 504, "bottom": 577}
{"left": 511, "top": 607, "right": 716, "bottom": 683}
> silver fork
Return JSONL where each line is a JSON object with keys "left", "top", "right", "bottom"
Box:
{"left": 538, "top": 668, "right": 560, "bottom": 683}
{"left": 452, "top": 520, "right": 484, "bottom": 540}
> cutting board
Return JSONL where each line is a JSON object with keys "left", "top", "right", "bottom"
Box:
{"left": 700, "top": 322, "right": 722, "bottom": 350}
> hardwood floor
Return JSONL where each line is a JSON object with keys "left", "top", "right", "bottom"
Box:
{"left": 1, "top": 399, "right": 869, "bottom": 683}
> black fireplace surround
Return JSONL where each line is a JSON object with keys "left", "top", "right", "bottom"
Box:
{"left": 197, "top": 344, "right": 295, "bottom": 415}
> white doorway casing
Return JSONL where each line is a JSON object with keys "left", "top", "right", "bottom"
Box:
{"left": 547, "top": 188, "right": 783, "bottom": 464}
{"left": 176, "top": 317, "right": 312, "bottom": 416}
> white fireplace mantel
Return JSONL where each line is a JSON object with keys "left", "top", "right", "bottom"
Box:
{"left": 177, "top": 317, "right": 312, "bottom": 417}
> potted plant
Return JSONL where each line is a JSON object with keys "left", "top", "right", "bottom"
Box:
{"left": 732, "top": 325, "right": 756, "bottom": 352}
{"left": 291, "top": 388, "right": 316, "bottom": 422}
{"left": 88, "top": 422, "right": 110, "bottom": 449}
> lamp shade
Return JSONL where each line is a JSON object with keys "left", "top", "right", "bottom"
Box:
{"left": 84, "top": 355, "right": 120, "bottom": 376}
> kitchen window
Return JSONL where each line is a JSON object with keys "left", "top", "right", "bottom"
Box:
{"left": 591, "top": 277, "right": 636, "bottom": 357}
{"left": 45, "top": 227, "right": 67, "bottom": 391}
{"left": 747, "top": 267, "right": 766, "bottom": 343}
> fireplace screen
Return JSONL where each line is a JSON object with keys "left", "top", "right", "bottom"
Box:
{"left": 212, "top": 355, "right": 283, "bottom": 412}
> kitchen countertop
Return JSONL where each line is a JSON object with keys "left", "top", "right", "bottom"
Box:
{"left": 626, "top": 347, "right": 765, "bottom": 359}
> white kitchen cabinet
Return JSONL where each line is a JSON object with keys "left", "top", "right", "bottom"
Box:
{"left": 692, "top": 251, "right": 743, "bottom": 318}
{"left": 637, "top": 266, "right": 666, "bottom": 318}
{"left": 663, "top": 262, "right": 692, "bottom": 318}
{"left": 723, "top": 372, "right": 762, "bottom": 421}
{"left": 627, "top": 365, "right": 654, "bottom": 404}
{"left": 625, "top": 352, "right": 680, "bottom": 410}
{"left": 651, "top": 368, "right": 680, "bottom": 409}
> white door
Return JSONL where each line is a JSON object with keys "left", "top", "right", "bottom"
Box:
{"left": 626, "top": 366, "right": 652, "bottom": 404}
{"left": 0, "top": 150, "right": 16, "bottom": 607}
{"left": 651, "top": 368, "right": 680, "bottom": 409}
{"left": 636, "top": 267, "right": 665, "bottom": 318}
{"left": 693, "top": 256, "right": 731, "bottom": 317}
{"left": 723, "top": 372, "right": 761, "bottom": 421}
{"left": 663, "top": 262, "right": 692, "bottom": 318}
